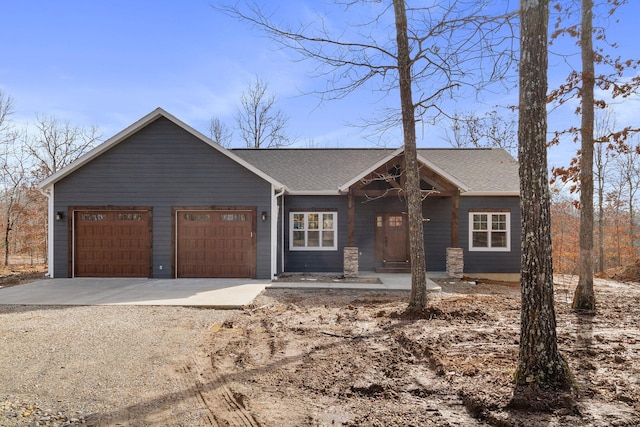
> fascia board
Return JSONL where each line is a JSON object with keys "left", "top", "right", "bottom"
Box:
{"left": 461, "top": 191, "right": 520, "bottom": 197}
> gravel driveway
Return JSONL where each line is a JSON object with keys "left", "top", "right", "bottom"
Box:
{"left": 0, "top": 304, "right": 238, "bottom": 426}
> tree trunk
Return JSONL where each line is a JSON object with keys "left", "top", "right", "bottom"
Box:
{"left": 597, "top": 156, "right": 605, "bottom": 272}
{"left": 4, "top": 201, "right": 11, "bottom": 267}
{"left": 392, "top": 0, "right": 427, "bottom": 309}
{"left": 573, "top": 0, "right": 596, "bottom": 312}
{"left": 513, "top": 0, "right": 571, "bottom": 394}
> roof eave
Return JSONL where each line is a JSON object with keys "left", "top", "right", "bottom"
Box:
{"left": 286, "top": 190, "right": 342, "bottom": 196}
{"left": 415, "top": 152, "right": 470, "bottom": 192}
{"left": 461, "top": 191, "right": 520, "bottom": 197}
{"left": 337, "top": 147, "right": 404, "bottom": 192}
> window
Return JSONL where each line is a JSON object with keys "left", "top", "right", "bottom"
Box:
{"left": 290, "top": 211, "right": 337, "bottom": 251}
{"left": 469, "top": 212, "right": 510, "bottom": 251}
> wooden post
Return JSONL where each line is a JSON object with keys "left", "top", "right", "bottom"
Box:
{"left": 451, "top": 190, "right": 459, "bottom": 247}
{"left": 348, "top": 191, "right": 355, "bottom": 246}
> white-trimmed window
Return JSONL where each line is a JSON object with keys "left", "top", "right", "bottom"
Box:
{"left": 290, "top": 211, "right": 337, "bottom": 251}
{"left": 469, "top": 212, "right": 510, "bottom": 251}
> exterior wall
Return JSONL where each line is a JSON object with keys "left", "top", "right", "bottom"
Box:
{"left": 282, "top": 195, "right": 347, "bottom": 272}
{"left": 282, "top": 194, "right": 457, "bottom": 273}
{"left": 459, "top": 196, "right": 521, "bottom": 273}
{"left": 52, "top": 117, "right": 272, "bottom": 279}
{"left": 281, "top": 194, "right": 521, "bottom": 274}
{"left": 353, "top": 195, "right": 452, "bottom": 272}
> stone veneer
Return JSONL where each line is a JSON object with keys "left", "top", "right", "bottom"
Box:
{"left": 343, "top": 247, "right": 359, "bottom": 278}
{"left": 446, "top": 247, "right": 464, "bottom": 279}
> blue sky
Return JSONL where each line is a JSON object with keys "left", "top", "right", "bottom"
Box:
{"left": 1, "top": 1, "right": 639, "bottom": 171}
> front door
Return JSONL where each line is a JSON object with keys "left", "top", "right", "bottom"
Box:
{"left": 374, "top": 213, "right": 408, "bottom": 262}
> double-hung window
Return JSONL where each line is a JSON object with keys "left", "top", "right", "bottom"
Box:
{"left": 290, "top": 211, "right": 337, "bottom": 250}
{"left": 469, "top": 212, "right": 510, "bottom": 251}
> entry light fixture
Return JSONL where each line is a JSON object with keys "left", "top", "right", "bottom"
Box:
{"left": 56, "top": 211, "right": 64, "bottom": 221}
{"left": 261, "top": 211, "right": 268, "bottom": 222}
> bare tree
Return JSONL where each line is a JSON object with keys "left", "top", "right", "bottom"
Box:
{"left": 616, "top": 140, "right": 640, "bottom": 252}
{"left": 27, "top": 115, "right": 101, "bottom": 180}
{"left": 513, "top": 0, "right": 571, "bottom": 399}
{"left": 594, "top": 109, "right": 616, "bottom": 272}
{"left": 235, "top": 77, "right": 291, "bottom": 148}
{"left": 444, "top": 109, "right": 518, "bottom": 157}
{"left": 208, "top": 116, "right": 233, "bottom": 148}
{"left": 0, "top": 91, "right": 23, "bottom": 266}
{"left": 572, "top": 0, "right": 597, "bottom": 312}
{"left": 219, "top": 0, "right": 516, "bottom": 309}
{"left": 548, "top": 0, "right": 640, "bottom": 310}
{"left": 0, "top": 91, "right": 15, "bottom": 141}
{"left": 0, "top": 140, "right": 30, "bottom": 266}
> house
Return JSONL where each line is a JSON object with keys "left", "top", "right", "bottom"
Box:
{"left": 38, "top": 108, "right": 521, "bottom": 281}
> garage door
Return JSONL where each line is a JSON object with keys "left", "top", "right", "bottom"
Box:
{"left": 74, "top": 209, "right": 152, "bottom": 277}
{"left": 176, "top": 209, "right": 255, "bottom": 278}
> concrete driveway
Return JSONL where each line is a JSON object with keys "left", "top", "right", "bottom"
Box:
{"left": 0, "top": 273, "right": 442, "bottom": 308}
{"left": 0, "top": 278, "right": 271, "bottom": 309}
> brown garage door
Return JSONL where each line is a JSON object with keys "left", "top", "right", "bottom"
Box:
{"left": 74, "top": 209, "right": 152, "bottom": 277}
{"left": 176, "top": 209, "right": 255, "bottom": 278}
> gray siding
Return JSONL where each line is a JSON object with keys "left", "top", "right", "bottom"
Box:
{"left": 459, "top": 196, "right": 521, "bottom": 273}
{"left": 53, "top": 117, "right": 272, "bottom": 278}
{"left": 281, "top": 194, "right": 520, "bottom": 274}
{"left": 283, "top": 196, "right": 347, "bottom": 272}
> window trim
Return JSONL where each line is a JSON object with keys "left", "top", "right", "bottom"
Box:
{"left": 289, "top": 211, "right": 338, "bottom": 251}
{"left": 468, "top": 212, "right": 511, "bottom": 252}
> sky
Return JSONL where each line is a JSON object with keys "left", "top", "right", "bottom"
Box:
{"left": 1, "top": 0, "right": 639, "bottom": 172}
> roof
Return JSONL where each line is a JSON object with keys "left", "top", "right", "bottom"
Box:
{"left": 233, "top": 147, "right": 520, "bottom": 196}
{"left": 38, "top": 108, "right": 519, "bottom": 197}
{"left": 38, "top": 108, "right": 288, "bottom": 192}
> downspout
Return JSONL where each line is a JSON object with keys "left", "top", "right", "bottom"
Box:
{"left": 38, "top": 185, "right": 54, "bottom": 278}
{"left": 272, "top": 187, "right": 286, "bottom": 279}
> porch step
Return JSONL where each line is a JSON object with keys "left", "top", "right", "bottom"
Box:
{"left": 375, "top": 261, "right": 411, "bottom": 273}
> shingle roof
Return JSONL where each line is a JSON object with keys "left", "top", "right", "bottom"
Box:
{"left": 232, "top": 147, "right": 519, "bottom": 195}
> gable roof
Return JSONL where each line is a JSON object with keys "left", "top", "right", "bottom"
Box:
{"left": 38, "top": 108, "right": 288, "bottom": 191}
{"left": 233, "top": 147, "right": 520, "bottom": 196}
{"left": 38, "top": 108, "right": 519, "bottom": 197}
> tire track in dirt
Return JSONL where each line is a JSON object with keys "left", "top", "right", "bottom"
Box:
{"left": 191, "top": 351, "right": 260, "bottom": 427}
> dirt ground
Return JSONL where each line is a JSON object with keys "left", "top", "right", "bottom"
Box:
{"left": 1, "top": 265, "right": 639, "bottom": 426}
{"left": 204, "top": 277, "right": 640, "bottom": 426}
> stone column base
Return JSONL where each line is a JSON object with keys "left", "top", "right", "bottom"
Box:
{"left": 446, "top": 247, "right": 464, "bottom": 279}
{"left": 344, "top": 247, "right": 359, "bottom": 278}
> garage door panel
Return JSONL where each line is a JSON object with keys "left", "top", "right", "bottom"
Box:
{"left": 176, "top": 209, "right": 255, "bottom": 278}
{"left": 74, "top": 209, "right": 152, "bottom": 278}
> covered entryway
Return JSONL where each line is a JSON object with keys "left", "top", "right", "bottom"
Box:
{"left": 175, "top": 208, "right": 256, "bottom": 278}
{"left": 73, "top": 208, "right": 152, "bottom": 277}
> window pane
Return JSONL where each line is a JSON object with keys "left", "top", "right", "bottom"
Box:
{"left": 322, "top": 230, "right": 334, "bottom": 247}
{"left": 492, "top": 232, "right": 507, "bottom": 247}
{"left": 307, "top": 231, "right": 320, "bottom": 247}
{"left": 308, "top": 214, "right": 319, "bottom": 230}
{"left": 293, "top": 230, "right": 305, "bottom": 247}
{"left": 322, "top": 213, "right": 334, "bottom": 230}
{"left": 293, "top": 214, "right": 305, "bottom": 230}
{"left": 492, "top": 214, "right": 507, "bottom": 231}
{"left": 473, "top": 214, "right": 487, "bottom": 231}
{"left": 389, "top": 215, "right": 403, "bottom": 227}
{"left": 473, "top": 231, "right": 488, "bottom": 247}
{"left": 376, "top": 216, "right": 383, "bottom": 227}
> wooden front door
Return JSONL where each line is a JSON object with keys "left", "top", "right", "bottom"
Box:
{"left": 374, "top": 213, "right": 409, "bottom": 262}
{"left": 175, "top": 209, "right": 255, "bottom": 278}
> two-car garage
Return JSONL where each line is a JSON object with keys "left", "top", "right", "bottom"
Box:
{"left": 72, "top": 207, "right": 256, "bottom": 279}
